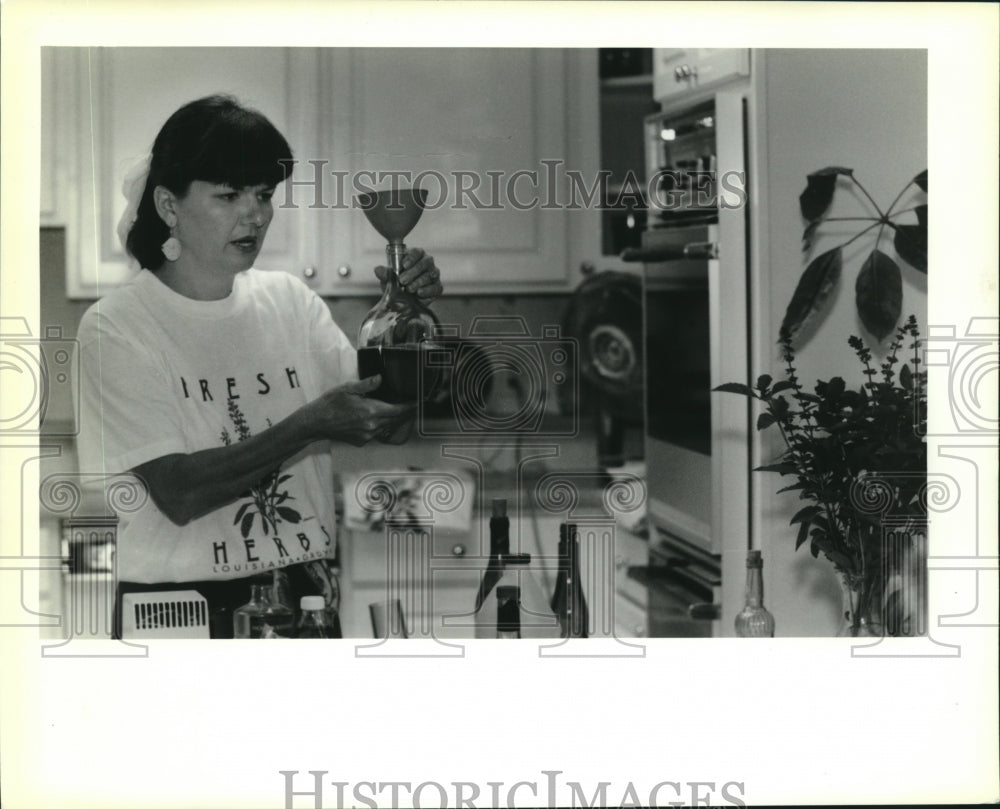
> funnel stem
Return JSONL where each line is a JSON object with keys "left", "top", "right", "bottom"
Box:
{"left": 386, "top": 242, "right": 406, "bottom": 278}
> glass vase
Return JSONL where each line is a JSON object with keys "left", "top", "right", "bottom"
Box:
{"left": 837, "top": 575, "right": 883, "bottom": 638}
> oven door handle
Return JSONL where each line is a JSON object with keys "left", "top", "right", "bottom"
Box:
{"left": 620, "top": 241, "right": 718, "bottom": 263}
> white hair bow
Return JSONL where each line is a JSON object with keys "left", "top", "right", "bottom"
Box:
{"left": 115, "top": 154, "right": 152, "bottom": 271}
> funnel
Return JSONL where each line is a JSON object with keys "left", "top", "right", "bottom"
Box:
{"left": 358, "top": 187, "right": 428, "bottom": 245}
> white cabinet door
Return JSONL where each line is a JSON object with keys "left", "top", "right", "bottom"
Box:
{"left": 59, "top": 47, "right": 319, "bottom": 298}
{"left": 48, "top": 47, "right": 586, "bottom": 298}
{"left": 309, "top": 48, "right": 574, "bottom": 296}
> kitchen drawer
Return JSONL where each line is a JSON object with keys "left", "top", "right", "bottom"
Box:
{"left": 347, "top": 526, "right": 484, "bottom": 585}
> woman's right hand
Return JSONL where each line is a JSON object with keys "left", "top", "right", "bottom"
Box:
{"left": 299, "top": 375, "right": 415, "bottom": 446}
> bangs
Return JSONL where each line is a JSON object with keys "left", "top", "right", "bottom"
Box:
{"left": 191, "top": 113, "right": 293, "bottom": 188}
{"left": 157, "top": 97, "right": 294, "bottom": 191}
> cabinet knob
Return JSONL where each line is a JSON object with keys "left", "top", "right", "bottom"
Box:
{"left": 337, "top": 265, "right": 352, "bottom": 278}
{"left": 451, "top": 543, "right": 466, "bottom": 557}
{"left": 302, "top": 266, "right": 316, "bottom": 279}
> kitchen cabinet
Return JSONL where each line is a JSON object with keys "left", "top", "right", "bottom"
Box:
{"left": 43, "top": 47, "right": 601, "bottom": 298}
{"left": 652, "top": 48, "right": 750, "bottom": 106}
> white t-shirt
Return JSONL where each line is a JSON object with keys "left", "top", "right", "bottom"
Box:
{"left": 76, "top": 268, "right": 358, "bottom": 584}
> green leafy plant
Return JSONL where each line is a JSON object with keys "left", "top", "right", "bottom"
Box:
{"left": 716, "top": 316, "right": 927, "bottom": 633}
{"left": 783, "top": 168, "right": 927, "bottom": 344}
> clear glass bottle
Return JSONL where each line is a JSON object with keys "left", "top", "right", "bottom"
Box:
{"left": 356, "top": 188, "right": 440, "bottom": 403}
{"left": 295, "top": 595, "right": 332, "bottom": 639}
{"left": 495, "top": 586, "right": 522, "bottom": 639}
{"left": 734, "top": 550, "right": 776, "bottom": 638}
{"left": 551, "top": 523, "right": 590, "bottom": 638}
{"left": 233, "top": 574, "right": 295, "bottom": 639}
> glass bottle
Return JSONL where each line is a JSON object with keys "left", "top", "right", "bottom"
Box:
{"left": 474, "top": 553, "right": 559, "bottom": 639}
{"left": 356, "top": 188, "right": 440, "bottom": 403}
{"left": 734, "top": 550, "right": 776, "bottom": 637}
{"left": 474, "top": 498, "right": 510, "bottom": 612}
{"left": 295, "top": 595, "right": 332, "bottom": 639}
{"left": 551, "top": 523, "right": 590, "bottom": 638}
{"left": 233, "top": 574, "right": 295, "bottom": 639}
{"left": 495, "top": 586, "right": 522, "bottom": 639}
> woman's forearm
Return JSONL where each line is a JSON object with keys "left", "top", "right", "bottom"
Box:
{"left": 133, "top": 409, "right": 315, "bottom": 526}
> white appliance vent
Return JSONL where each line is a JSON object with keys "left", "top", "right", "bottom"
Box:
{"left": 121, "top": 590, "right": 210, "bottom": 639}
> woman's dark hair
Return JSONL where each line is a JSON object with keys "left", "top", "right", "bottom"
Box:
{"left": 126, "top": 94, "right": 294, "bottom": 271}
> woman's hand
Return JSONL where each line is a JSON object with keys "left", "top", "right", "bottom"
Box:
{"left": 132, "top": 375, "right": 413, "bottom": 526}
{"left": 299, "top": 375, "right": 416, "bottom": 446}
{"left": 374, "top": 247, "right": 443, "bottom": 301}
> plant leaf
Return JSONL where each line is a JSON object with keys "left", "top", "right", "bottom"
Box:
{"left": 755, "top": 461, "right": 798, "bottom": 475}
{"left": 799, "top": 167, "right": 854, "bottom": 221}
{"left": 900, "top": 364, "right": 913, "bottom": 390}
{"left": 893, "top": 211, "right": 927, "bottom": 273}
{"left": 913, "top": 170, "right": 927, "bottom": 192}
{"left": 856, "top": 249, "right": 903, "bottom": 341}
{"left": 802, "top": 220, "right": 822, "bottom": 251}
{"left": 714, "top": 382, "right": 754, "bottom": 396}
{"left": 240, "top": 512, "right": 255, "bottom": 538}
{"left": 780, "top": 247, "right": 842, "bottom": 342}
{"left": 276, "top": 506, "right": 301, "bottom": 523}
{"left": 757, "top": 412, "right": 777, "bottom": 430}
{"left": 790, "top": 505, "right": 822, "bottom": 525}
{"left": 770, "top": 380, "right": 796, "bottom": 395}
{"left": 755, "top": 374, "right": 773, "bottom": 392}
{"left": 234, "top": 502, "right": 250, "bottom": 526}
{"left": 796, "top": 519, "right": 811, "bottom": 550}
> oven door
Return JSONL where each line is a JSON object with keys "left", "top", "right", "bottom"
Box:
{"left": 626, "top": 224, "right": 719, "bottom": 559}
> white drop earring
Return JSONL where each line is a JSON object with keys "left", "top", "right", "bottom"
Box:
{"left": 161, "top": 226, "right": 181, "bottom": 262}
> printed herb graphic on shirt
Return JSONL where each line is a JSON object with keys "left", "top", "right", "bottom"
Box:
{"left": 220, "top": 397, "right": 302, "bottom": 538}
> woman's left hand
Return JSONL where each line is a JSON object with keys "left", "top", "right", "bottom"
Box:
{"left": 374, "top": 247, "right": 443, "bottom": 302}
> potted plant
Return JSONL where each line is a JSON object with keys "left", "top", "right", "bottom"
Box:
{"left": 717, "top": 317, "right": 926, "bottom": 635}
{"left": 717, "top": 167, "right": 929, "bottom": 636}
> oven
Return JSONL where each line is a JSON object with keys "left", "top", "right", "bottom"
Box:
{"left": 622, "top": 87, "right": 753, "bottom": 636}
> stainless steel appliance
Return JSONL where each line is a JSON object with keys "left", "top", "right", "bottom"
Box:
{"left": 622, "top": 79, "right": 752, "bottom": 636}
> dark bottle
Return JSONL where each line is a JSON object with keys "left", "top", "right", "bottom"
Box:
{"left": 295, "top": 595, "right": 332, "bottom": 639}
{"left": 233, "top": 574, "right": 295, "bottom": 639}
{"left": 551, "top": 523, "right": 589, "bottom": 638}
{"left": 496, "top": 586, "right": 522, "bottom": 639}
{"left": 734, "top": 550, "right": 776, "bottom": 638}
{"left": 474, "top": 498, "right": 510, "bottom": 612}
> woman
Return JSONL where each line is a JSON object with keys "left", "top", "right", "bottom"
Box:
{"left": 76, "top": 95, "right": 443, "bottom": 638}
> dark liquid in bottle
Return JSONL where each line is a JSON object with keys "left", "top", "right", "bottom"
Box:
{"left": 358, "top": 344, "right": 442, "bottom": 403}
